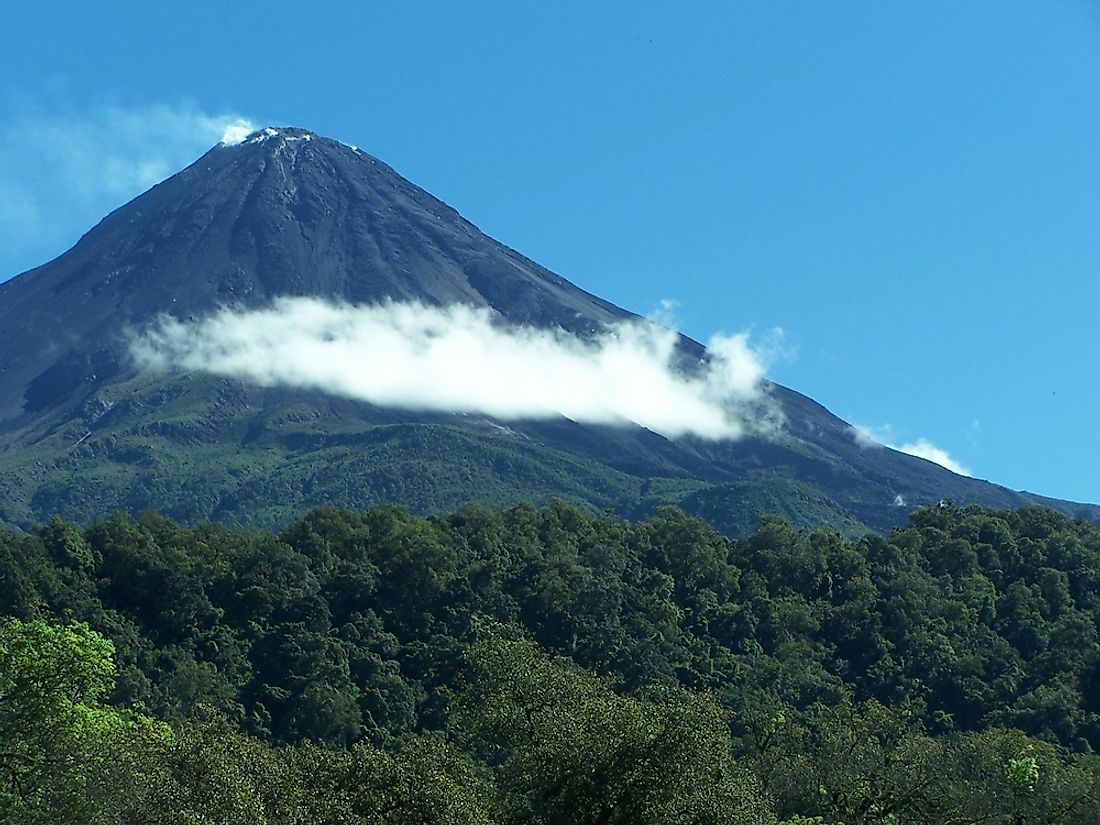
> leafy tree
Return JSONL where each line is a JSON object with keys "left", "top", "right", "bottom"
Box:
{"left": 454, "top": 634, "right": 774, "bottom": 825}
{"left": 0, "top": 618, "right": 118, "bottom": 802}
{"left": 0, "top": 618, "right": 177, "bottom": 823}
{"left": 291, "top": 736, "right": 499, "bottom": 825}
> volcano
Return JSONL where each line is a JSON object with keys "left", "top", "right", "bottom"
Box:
{"left": 0, "top": 127, "right": 1095, "bottom": 532}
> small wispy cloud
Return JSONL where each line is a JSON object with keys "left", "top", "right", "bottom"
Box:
{"left": 0, "top": 99, "right": 254, "bottom": 280}
{"left": 219, "top": 120, "right": 256, "bottom": 146}
{"left": 896, "top": 438, "right": 970, "bottom": 476}
{"left": 852, "top": 424, "right": 888, "bottom": 450}
{"left": 852, "top": 423, "right": 971, "bottom": 476}
{"left": 966, "top": 418, "right": 982, "bottom": 448}
{"left": 130, "top": 298, "right": 783, "bottom": 441}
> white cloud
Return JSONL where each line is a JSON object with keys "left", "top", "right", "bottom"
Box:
{"left": 851, "top": 423, "right": 971, "bottom": 476}
{"left": 0, "top": 99, "right": 255, "bottom": 280}
{"left": 896, "top": 439, "right": 971, "bottom": 476}
{"left": 130, "top": 298, "right": 783, "bottom": 441}
{"left": 648, "top": 298, "right": 680, "bottom": 327}
{"left": 852, "top": 423, "right": 887, "bottom": 449}
{"left": 219, "top": 119, "right": 256, "bottom": 146}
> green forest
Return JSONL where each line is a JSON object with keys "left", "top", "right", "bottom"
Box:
{"left": 2, "top": 500, "right": 1100, "bottom": 822}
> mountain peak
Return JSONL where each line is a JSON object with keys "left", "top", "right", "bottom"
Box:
{"left": 217, "top": 126, "right": 368, "bottom": 159}
{"left": 221, "top": 125, "right": 319, "bottom": 147}
{"left": 211, "top": 124, "right": 351, "bottom": 178}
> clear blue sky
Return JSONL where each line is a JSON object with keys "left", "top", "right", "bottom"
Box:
{"left": 2, "top": 1, "right": 1097, "bottom": 504}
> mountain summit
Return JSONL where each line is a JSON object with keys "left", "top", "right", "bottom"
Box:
{"left": 0, "top": 128, "right": 1096, "bottom": 532}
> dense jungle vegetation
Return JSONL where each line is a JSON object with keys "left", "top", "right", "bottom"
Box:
{"left": 2, "top": 501, "right": 1100, "bottom": 822}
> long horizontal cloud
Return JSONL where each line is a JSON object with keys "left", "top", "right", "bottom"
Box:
{"left": 130, "top": 298, "right": 782, "bottom": 441}
{"left": 852, "top": 424, "right": 971, "bottom": 476}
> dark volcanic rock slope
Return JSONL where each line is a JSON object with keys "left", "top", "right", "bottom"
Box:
{"left": 0, "top": 127, "right": 1096, "bottom": 532}
{"left": 0, "top": 128, "right": 627, "bottom": 427}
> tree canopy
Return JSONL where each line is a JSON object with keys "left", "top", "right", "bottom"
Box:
{"left": 2, "top": 501, "right": 1100, "bottom": 821}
